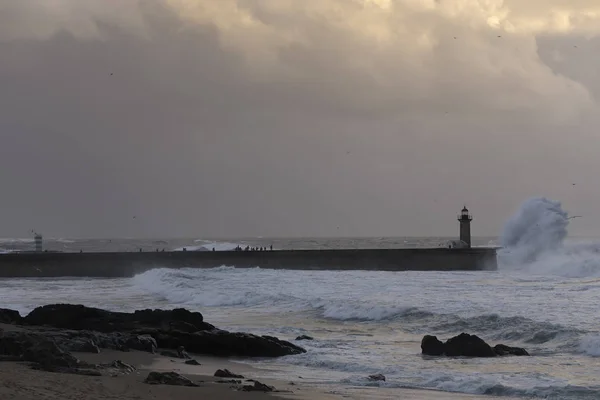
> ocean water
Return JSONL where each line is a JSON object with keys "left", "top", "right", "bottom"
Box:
{"left": 2, "top": 197, "right": 600, "bottom": 399}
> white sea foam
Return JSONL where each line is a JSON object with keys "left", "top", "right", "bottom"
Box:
{"left": 0, "top": 238, "right": 32, "bottom": 243}
{"left": 316, "top": 301, "right": 413, "bottom": 321}
{"left": 578, "top": 334, "right": 600, "bottom": 357}
{"left": 498, "top": 197, "right": 600, "bottom": 278}
{"left": 173, "top": 240, "right": 245, "bottom": 251}
{"left": 132, "top": 267, "right": 300, "bottom": 308}
{"left": 54, "top": 238, "right": 76, "bottom": 243}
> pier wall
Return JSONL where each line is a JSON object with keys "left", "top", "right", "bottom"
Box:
{"left": 0, "top": 248, "right": 497, "bottom": 278}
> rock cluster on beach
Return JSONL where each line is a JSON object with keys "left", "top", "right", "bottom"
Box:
{"left": 0, "top": 304, "right": 306, "bottom": 375}
{"left": 421, "top": 333, "right": 529, "bottom": 357}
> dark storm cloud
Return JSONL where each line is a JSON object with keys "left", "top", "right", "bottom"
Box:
{"left": 1, "top": 0, "right": 600, "bottom": 238}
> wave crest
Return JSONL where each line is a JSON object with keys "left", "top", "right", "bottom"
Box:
{"left": 498, "top": 197, "right": 600, "bottom": 278}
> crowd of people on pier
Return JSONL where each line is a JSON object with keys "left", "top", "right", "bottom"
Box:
{"left": 234, "top": 245, "right": 273, "bottom": 252}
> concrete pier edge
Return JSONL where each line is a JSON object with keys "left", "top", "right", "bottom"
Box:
{"left": 0, "top": 248, "right": 497, "bottom": 278}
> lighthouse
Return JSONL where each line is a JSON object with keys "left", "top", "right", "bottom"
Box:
{"left": 457, "top": 206, "right": 473, "bottom": 247}
{"left": 34, "top": 233, "right": 43, "bottom": 252}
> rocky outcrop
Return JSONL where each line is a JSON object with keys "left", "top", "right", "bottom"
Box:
{"left": 493, "top": 343, "right": 530, "bottom": 356}
{"left": 421, "top": 335, "right": 445, "bottom": 356}
{"left": 0, "top": 331, "right": 79, "bottom": 368}
{"left": 151, "top": 329, "right": 305, "bottom": 357}
{"left": 421, "top": 333, "right": 529, "bottom": 357}
{"left": 159, "top": 346, "right": 190, "bottom": 359}
{"left": 444, "top": 333, "right": 496, "bottom": 357}
{"left": 99, "top": 360, "right": 136, "bottom": 376}
{"left": 242, "top": 380, "right": 275, "bottom": 392}
{"left": 23, "top": 304, "right": 214, "bottom": 333}
{"left": 214, "top": 369, "right": 244, "bottom": 379}
{"left": 21, "top": 327, "right": 157, "bottom": 354}
{"left": 0, "top": 304, "right": 306, "bottom": 360}
{"left": 368, "top": 374, "right": 386, "bottom": 382}
{"left": 144, "top": 371, "right": 199, "bottom": 386}
{"left": 295, "top": 335, "right": 314, "bottom": 341}
{"left": 0, "top": 308, "right": 22, "bottom": 324}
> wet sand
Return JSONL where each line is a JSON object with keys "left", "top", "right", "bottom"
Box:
{"left": 0, "top": 349, "right": 523, "bottom": 400}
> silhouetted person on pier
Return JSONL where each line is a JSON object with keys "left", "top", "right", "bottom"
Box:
{"left": 270, "top": 245, "right": 273, "bottom": 251}
{"left": 212, "top": 247, "right": 215, "bottom": 251}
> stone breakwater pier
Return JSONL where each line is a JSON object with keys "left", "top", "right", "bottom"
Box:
{"left": 0, "top": 247, "right": 497, "bottom": 278}
{"left": 1, "top": 206, "right": 497, "bottom": 277}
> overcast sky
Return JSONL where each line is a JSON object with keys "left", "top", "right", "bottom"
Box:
{"left": 1, "top": 0, "right": 599, "bottom": 239}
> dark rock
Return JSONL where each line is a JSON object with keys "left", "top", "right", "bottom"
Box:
{"left": 185, "top": 359, "right": 201, "bottom": 365}
{"left": 30, "top": 328, "right": 154, "bottom": 355}
{"left": 0, "top": 331, "right": 35, "bottom": 358}
{"left": 0, "top": 354, "right": 22, "bottom": 361}
{"left": 0, "top": 330, "right": 113, "bottom": 376}
{"left": 242, "top": 380, "right": 275, "bottom": 392}
{"left": 0, "top": 329, "right": 144, "bottom": 376}
{"left": 421, "top": 335, "right": 445, "bottom": 356}
{"left": 153, "top": 330, "right": 306, "bottom": 358}
{"left": 23, "top": 338, "right": 81, "bottom": 368}
{"left": 214, "top": 369, "right": 244, "bottom": 379}
{"left": 295, "top": 335, "right": 314, "bottom": 341}
{"left": 421, "top": 333, "right": 529, "bottom": 358}
{"left": 167, "top": 321, "right": 199, "bottom": 333}
{"left": 125, "top": 335, "right": 157, "bottom": 353}
{"left": 493, "top": 344, "right": 529, "bottom": 356}
{"left": 98, "top": 360, "right": 136, "bottom": 376}
{"left": 445, "top": 333, "right": 496, "bottom": 357}
{"left": 0, "top": 308, "right": 22, "bottom": 324}
{"left": 0, "top": 330, "right": 81, "bottom": 369}
{"left": 177, "top": 345, "right": 191, "bottom": 359}
{"left": 144, "top": 371, "right": 198, "bottom": 387}
{"left": 65, "top": 337, "right": 101, "bottom": 353}
{"left": 20, "top": 304, "right": 305, "bottom": 358}
{"left": 216, "top": 379, "right": 242, "bottom": 384}
{"left": 368, "top": 374, "right": 386, "bottom": 382}
{"left": 23, "top": 304, "right": 214, "bottom": 333}
{"left": 160, "top": 346, "right": 190, "bottom": 359}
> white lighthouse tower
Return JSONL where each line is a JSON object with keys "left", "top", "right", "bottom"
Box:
{"left": 457, "top": 206, "right": 473, "bottom": 248}
{"left": 34, "top": 232, "right": 43, "bottom": 252}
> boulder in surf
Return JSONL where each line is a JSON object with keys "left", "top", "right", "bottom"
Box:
{"left": 421, "top": 332, "right": 529, "bottom": 357}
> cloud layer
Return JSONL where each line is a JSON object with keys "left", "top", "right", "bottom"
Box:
{"left": 1, "top": 1, "right": 599, "bottom": 238}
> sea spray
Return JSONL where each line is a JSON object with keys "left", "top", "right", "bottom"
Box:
{"left": 578, "top": 334, "right": 600, "bottom": 357}
{"left": 497, "top": 197, "right": 600, "bottom": 278}
{"left": 498, "top": 197, "right": 569, "bottom": 266}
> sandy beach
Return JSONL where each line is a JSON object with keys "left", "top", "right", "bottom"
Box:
{"left": 0, "top": 349, "right": 524, "bottom": 400}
